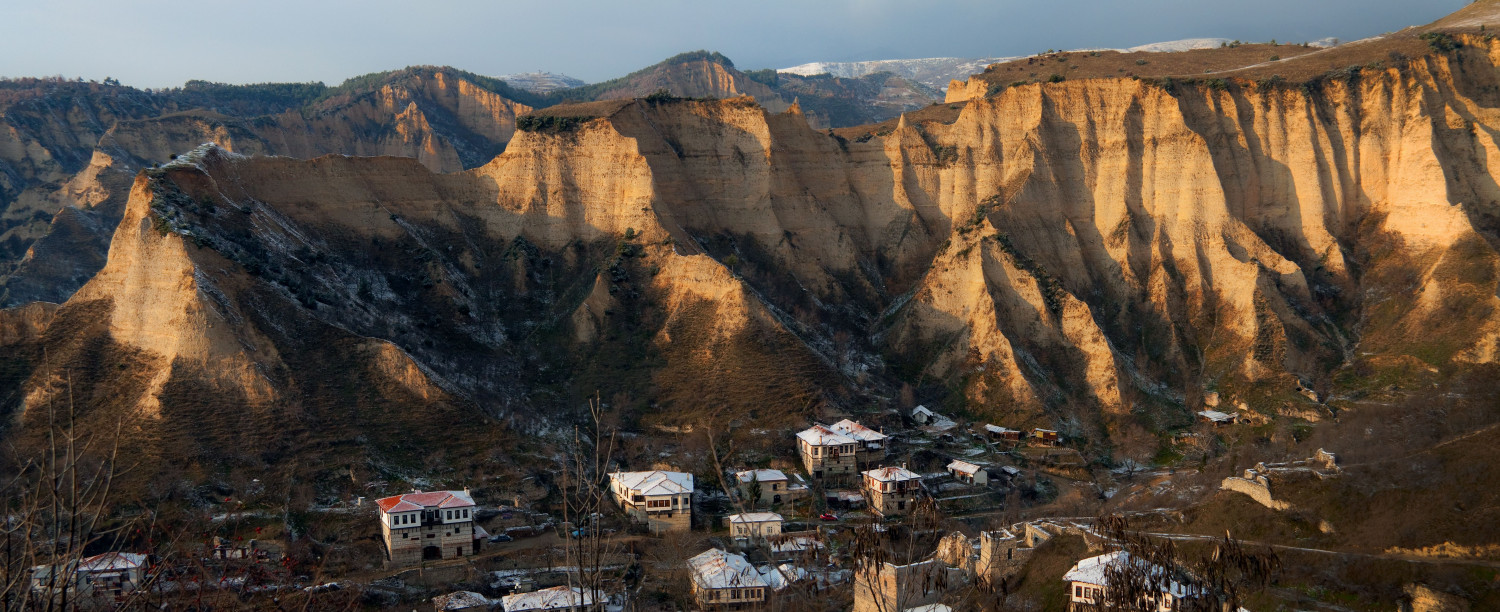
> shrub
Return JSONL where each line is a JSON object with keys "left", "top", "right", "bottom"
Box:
{"left": 1135, "top": 59, "right": 1149, "bottom": 66}
{"left": 516, "top": 114, "right": 593, "bottom": 132}
{"left": 643, "top": 88, "right": 680, "bottom": 103}
{"left": 1205, "top": 78, "right": 1229, "bottom": 91}
{"left": 1420, "top": 32, "right": 1461, "bottom": 53}
{"left": 1047, "top": 73, "right": 1066, "bottom": 83}
{"left": 1269, "top": 55, "right": 1280, "bottom": 61}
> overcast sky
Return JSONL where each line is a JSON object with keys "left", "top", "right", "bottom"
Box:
{"left": 0, "top": 0, "right": 1469, "bottom": 89}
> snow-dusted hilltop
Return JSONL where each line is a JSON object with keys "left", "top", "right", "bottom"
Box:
{"left": 779, "top": 57, "right": 1014, "bottom": 91}
{"left": 497, "top": 71, "right": 587, "bottom": 94}
{"left": 779, "top": 38, "right": 1343, "bottom": 92}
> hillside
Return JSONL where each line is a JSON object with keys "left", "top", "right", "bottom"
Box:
{"left": 6, "top": 20, "right": 1500, "bottom": 511}
{"left": 0, "top": 67, "right": 535, "bottom": 306}
{"left": 0, "top": 56, "right": 938, "bottom": 309}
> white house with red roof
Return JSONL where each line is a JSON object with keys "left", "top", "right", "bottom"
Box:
{"left": 375, "top": 489, "right": 479, "bottom": 566}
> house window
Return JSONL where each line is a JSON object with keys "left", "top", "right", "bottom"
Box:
{"left": 772, "top": 483, "right": 779, "bottom": 491}
{"left": 463, "top": 509, "right": 469, "bottom": 518}
{"left": 1075, "top": 585, "right": 1081, "bottom": 598}
{"left": 731, "top": 589, "right": 740, "bottom": 599}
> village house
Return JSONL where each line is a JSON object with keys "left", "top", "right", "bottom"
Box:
{"left": 982, "top": 424, "right": 1022, "bottom": 443}
{"left": 727, "top": 512, "right": 783, "bottom": 542}
{"left": 946, "top": 460, "right": 988, "bottom": 485}
{"left": 828, "top": 419, "right": 888, "bottom": 466}
{"left": 1031, "top": 428, "right": 1060, "bottom": 446}
{"left": 608, "top": 470, "right": 694, "bottom": 533}
{"left": 852, "top": 558, "right": 958, "bottom": 612}
{"left": 910, "top": 406, "right": 956, "bottom": 431}
{"left": 862, "top": 466, "right": 925, "bottom": 517}
{"left": 796, "top": 425, "right": 859, "bottom": 481}
{"left": 735, "top": 468, "right": 806, "bottom": 507}
{"left": 688, "top": 548, "right": 770, "bottom": 610}
{"left": 501, "top": 585, "right": 599, "bottom": 612}
{"left": 31, "top": 552, "right": 149, "bottom": 601}
{"left": 376, "top": 489, "right": 480, "bottom": 566}
{"left": 1063, "top": 551, "right": 1195, "bottom": 612}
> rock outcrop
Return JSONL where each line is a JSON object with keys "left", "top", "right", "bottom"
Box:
{"left": 5, "top": 28, "right": 1500, "bottom": 490}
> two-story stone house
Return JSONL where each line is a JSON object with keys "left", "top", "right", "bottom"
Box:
{"left": 376, "top": 490, "right": 479, "bottom": 566}
{"left": 608, "top": 470, "right": 694, "bottom": 533}
{"left": 796, "top": 425, "right": 858, "bottom": 481}
{"left": 688, "top": 548, "right": 769, "bottom": 609}
{"left": 861, "top": 466, "right": 924, "bottom": 517}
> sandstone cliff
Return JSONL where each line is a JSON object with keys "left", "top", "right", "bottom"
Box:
{"left": 5, "top": 25, "right": 1500, "bottom": 496}
{"left": 0, "top": 68, "right": 534, "bottom": 306}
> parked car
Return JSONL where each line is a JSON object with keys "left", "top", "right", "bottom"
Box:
{"left": 819, "top": 513, "right": 839, "bottom": 521}
{"left": 488, "top": 534, "right": 513, "bottom": 543}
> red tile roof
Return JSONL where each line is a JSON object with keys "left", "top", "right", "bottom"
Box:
{"left": 375, "top": 490, "right": 475, "bottom": 514}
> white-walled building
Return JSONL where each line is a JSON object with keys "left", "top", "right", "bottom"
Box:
{"left": 727, "top": 512, "right": 784, "bottom": 541}
{"left": 1063, "top": 551, "right": 1196, "bottom": 612}
{"left": 608, "top": 470, "right": 694, "bottom": 533}
{"left": 946, "top": 460, "right": 988, "bottom": 485}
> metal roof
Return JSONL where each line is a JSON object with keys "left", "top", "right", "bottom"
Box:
{"left": 79, "top": 552, "right": 146, "bottom": 572}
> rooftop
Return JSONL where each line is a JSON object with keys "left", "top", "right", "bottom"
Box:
{"left": 1198, "top": 410, "right": 1239, "bottom": 422}
{"left": 610, "top": 470, "right": 693, "bottom": 496}
{"left": 728, "top": 512, "right": 784, "bottom": 524}
{"left": 797, "top": 424, "right": 857, "bottom": 446}
{"left": 946, "top": 460, "right": 982, "bottom": 475}
{"left": 736, "top": 468, "right": 788, "bottom": 483}
{"left": 1063, "top": 551, "right": 1196, "bottom": 598}
{"left": 688, "top": 548, "right": 768, "bottom": 590}
{"left": 864, "top": 466, "right": 922, "bottom": 483}
{"left": 375, "top": 490, "right": 475, "bottom": 514}
{"left": 829, "top": 419, "right": 887, "bottom": 443}
{"left": 433, "top": 591, "right": 492, "bottom": 610}
{"left": 79, "top": 552, "right": 147, "bottom": 572}
{"left": 501, "top": 586, "right": 597, "bottom": 611}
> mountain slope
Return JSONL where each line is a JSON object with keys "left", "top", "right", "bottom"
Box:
{"left": 7, "top": 28, "right": 1500, "bottom": 506}
{"left": 0, "top": 67, "right": 535, "bottom": 306}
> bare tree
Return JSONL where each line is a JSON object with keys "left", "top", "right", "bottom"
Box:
{"left": 0, "top": 371, "right": 135, "bottom": 612}
{"left": 557, "top": 392, "right": 621, "bottom": 610}
{"left": 1091, "top": 514, "right": 1279, "bottom": 612}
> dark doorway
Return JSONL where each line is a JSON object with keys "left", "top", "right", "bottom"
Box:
{"left": 422, "top": 546, "right": 441, "bottom": 560}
